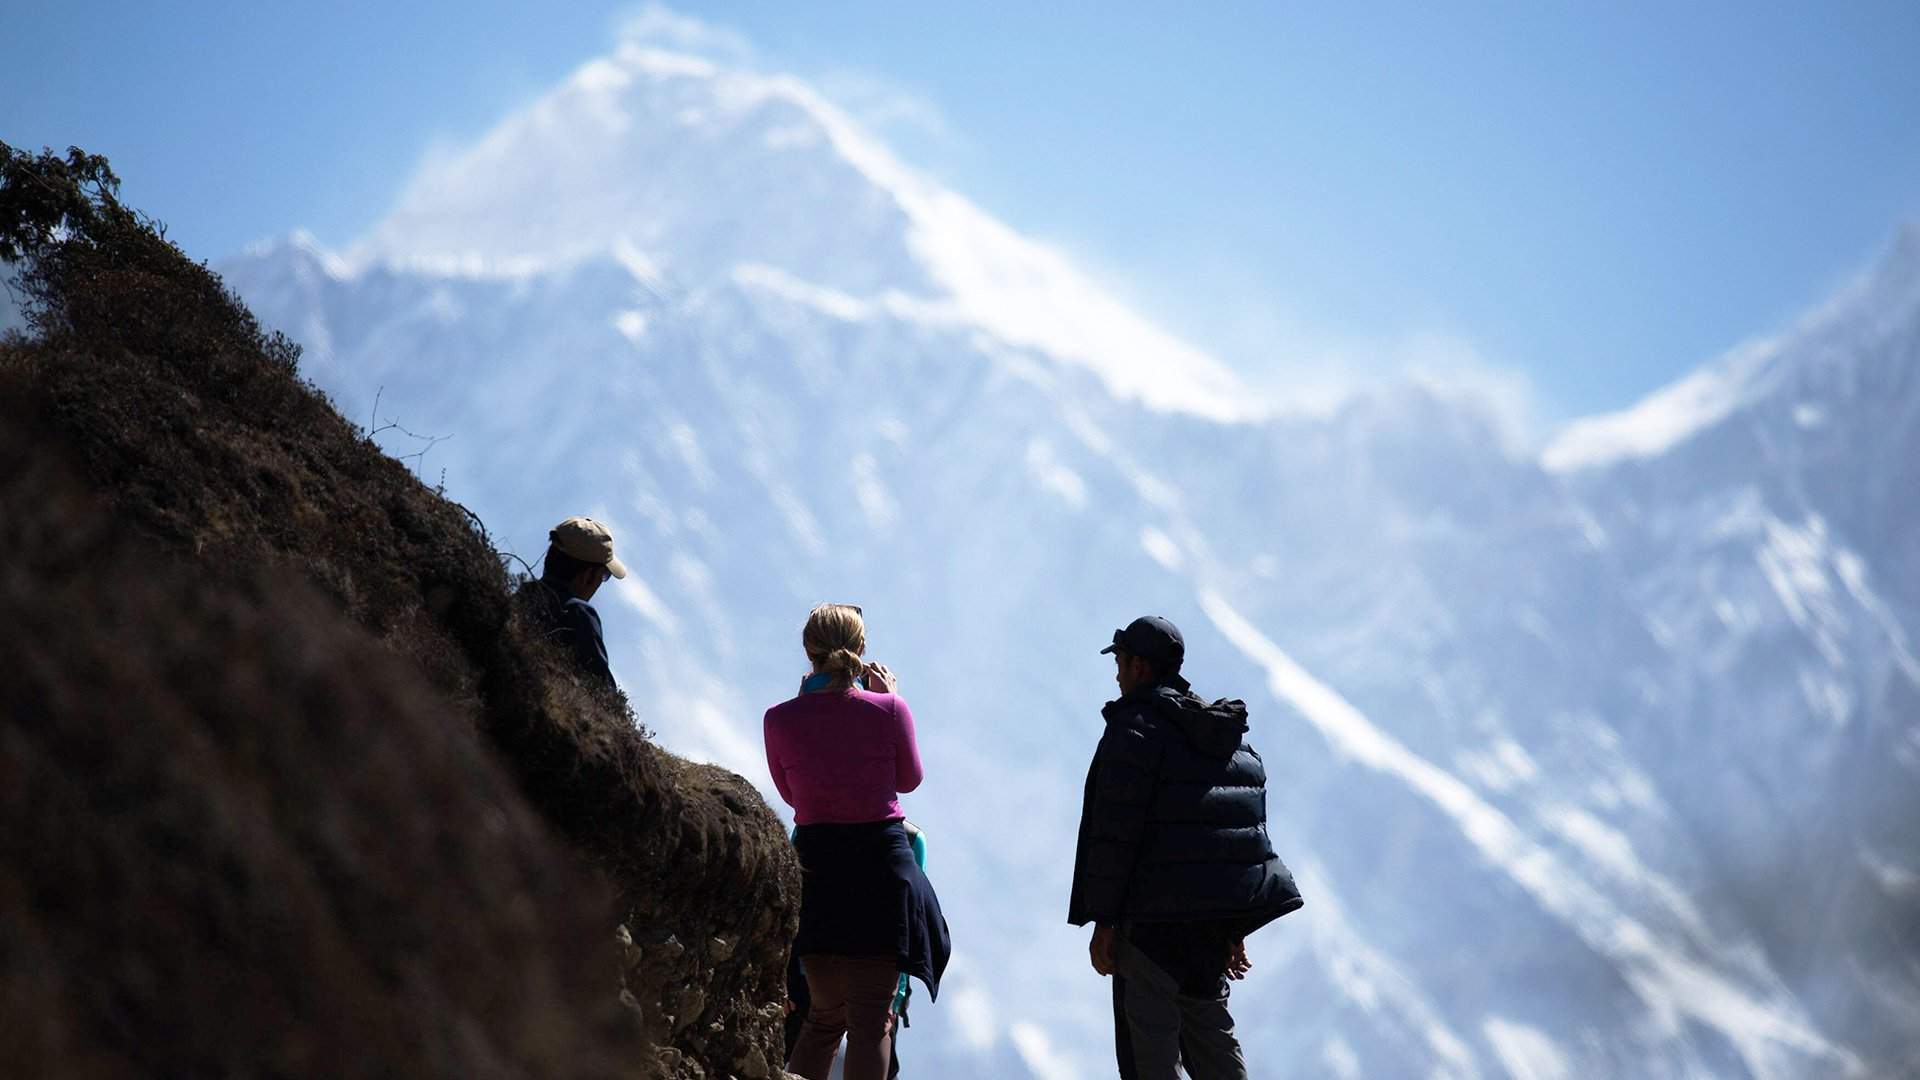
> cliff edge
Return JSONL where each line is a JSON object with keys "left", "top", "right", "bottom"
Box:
{"left": 0, "top": 144, "right": 799, "bottom": 1079}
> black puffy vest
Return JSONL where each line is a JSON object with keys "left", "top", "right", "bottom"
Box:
{"left": 1068, "top": 677, "right": 1303, "bottom": 929}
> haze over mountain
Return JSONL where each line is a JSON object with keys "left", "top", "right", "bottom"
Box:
{"left": 222, "top": 33, "right": 1920, "bottom": 1080}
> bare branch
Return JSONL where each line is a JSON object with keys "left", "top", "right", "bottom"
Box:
{"left": 365, "top": 384, "right": 450, "bottom": 479}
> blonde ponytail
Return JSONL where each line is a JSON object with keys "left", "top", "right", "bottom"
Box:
{"left": 803, "top": 604, "right": 868, "bottom": 690}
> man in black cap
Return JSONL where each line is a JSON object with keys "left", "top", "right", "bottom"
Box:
{"left": 1068, "top": 616, "right": 1303, "bottom": 1080}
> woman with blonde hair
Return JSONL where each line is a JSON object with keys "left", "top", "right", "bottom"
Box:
{"left": 764, "top": 604, "right": 949, "bottom": 1080}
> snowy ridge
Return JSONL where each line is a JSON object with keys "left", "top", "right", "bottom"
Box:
{"left": 352, "top": 43, "right": 1256, "bottom": 421}
{"left": 1540, "top": 338, "right": 1780, "bottom": 472}
{"left": 1544, "top": 221, "right": 1920, "bottom": 471}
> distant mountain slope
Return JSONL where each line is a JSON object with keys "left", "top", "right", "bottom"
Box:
{"left": 1544, "top": 223, "right": 1920, "bottom": 1074}
{"left": 1546, "top": 222, "right": 1920, "bottom": 476}
{"left": 222, "top": 40, "right": 1919, "bottom": 1080}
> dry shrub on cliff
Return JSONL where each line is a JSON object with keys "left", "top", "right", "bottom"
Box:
{"left": 0, "top": 143, "right": 799, "bottom": 1077}
{"left": 0, "top": 427, "right": 639, "bottom": 1078}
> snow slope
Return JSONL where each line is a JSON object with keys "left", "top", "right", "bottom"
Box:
{"left": 222, "top": 37, "right": 1920, "bottom": 1080}
{"left": 1544, "top": 222, "right": 1920, "bottom": 472}
{"left": 352, "top": 43, "right": 1253, "bottom": 422}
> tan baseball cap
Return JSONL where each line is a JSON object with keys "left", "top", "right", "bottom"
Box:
{"left": 550, "top": 516, "right": 628, "bottom": 579}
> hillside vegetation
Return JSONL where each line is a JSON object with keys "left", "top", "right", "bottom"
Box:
{"left": 0, "top": 144, "right": 799, "bottom": 1079}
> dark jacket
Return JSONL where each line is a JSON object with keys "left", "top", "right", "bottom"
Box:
{"left": 517, "top": 578, "right": 615, "bottom": 689}
{"left": 1067, "top": 675, "right": 1302, "bottom": 931}
{"left": 791, "top": 820, "right": 950, "bottom": 1002}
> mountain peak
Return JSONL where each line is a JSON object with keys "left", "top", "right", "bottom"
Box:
{"left": 355, "top": 43, "right": 922, "bottom": 291}
{"left": 1543, "top": 222, "right": 1920, "bottom": 473}
{"left": 347, "top": 44, "right": 1257, "bottom": 421}
{"left": 1882, "top": 217, "right": 1920, "bottom": 290}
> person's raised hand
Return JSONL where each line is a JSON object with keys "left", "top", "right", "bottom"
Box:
{"left": 863, "top": 661, "right": 897, "bottom": 694}
{"left": 1089, "top": 925, "right": 1117, "bottom": 976}
{"left": 1227, "top": 938, "right": 1252, "bottom": 980}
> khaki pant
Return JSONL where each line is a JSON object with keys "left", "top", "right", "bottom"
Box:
{"left": 788, "top": 954, "right": 898, "bottom": 1080}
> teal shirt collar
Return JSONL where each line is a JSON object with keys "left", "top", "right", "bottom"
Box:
{"left": 801, "top": 671, "right": 842, "bottom": 693}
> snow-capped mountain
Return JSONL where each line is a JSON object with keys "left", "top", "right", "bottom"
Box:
{"left": 351, "top": 43, "right": 1250, "bottom": 422}
{"left": 221, "top": 36, "right": 1919, "bottom": 1080}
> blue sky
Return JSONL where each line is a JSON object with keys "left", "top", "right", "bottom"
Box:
{"left": 5, "top": 1, "right": 1917, "bottom": 418}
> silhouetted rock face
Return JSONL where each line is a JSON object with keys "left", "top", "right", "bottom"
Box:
{"left": 0, "top": 433, "right": 639, "bottom": 1078}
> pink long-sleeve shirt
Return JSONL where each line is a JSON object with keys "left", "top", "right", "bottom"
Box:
{"left": 763, "top": 688, "right": 923, "bottom": 825}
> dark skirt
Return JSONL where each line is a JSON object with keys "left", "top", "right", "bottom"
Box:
{"left": 792, "top": 820, "right": 950, "bottom": 1001}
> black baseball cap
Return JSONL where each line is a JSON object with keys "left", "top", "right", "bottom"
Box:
{"left": 1100, "top": 616, "right": 1185, "bottom": 665}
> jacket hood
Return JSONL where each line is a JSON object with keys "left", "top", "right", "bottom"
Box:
{"left": 1103, "top": 675, "right": 1248, "bottom": 759}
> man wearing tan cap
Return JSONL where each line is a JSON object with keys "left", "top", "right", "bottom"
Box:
{"left": 522, "top": 516, "right": 628, "bottom": 689}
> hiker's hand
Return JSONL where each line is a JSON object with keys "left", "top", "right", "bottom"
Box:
{"left": 1090, "top": 925, "right": 1117, "bottom": 976}
{"left": 1227, "top": 939, "right": 1251, "bottom": 980}
{"left": 864, "top": 661, "right": 897, "bottom": 694}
